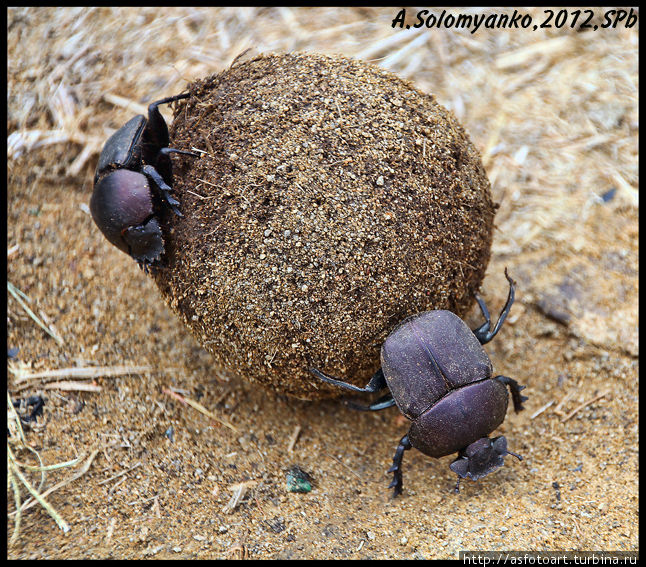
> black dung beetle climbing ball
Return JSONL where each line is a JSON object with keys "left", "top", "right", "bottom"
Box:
{"left": 311, "top": 269, "right": 527, "bottom": 497}
{"left": 90, "top": 93, "right": 198, "bottom": 270}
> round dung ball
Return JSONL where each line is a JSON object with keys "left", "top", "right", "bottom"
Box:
{"left": 153, "top": 52, "right": 496, "bottom": 399}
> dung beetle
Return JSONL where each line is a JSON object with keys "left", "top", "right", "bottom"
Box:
{"left": 311, "top": 269, "right": 527, "bottom": 497}
{"left": 90, "top": 93, "right": 198, "bottom": 270}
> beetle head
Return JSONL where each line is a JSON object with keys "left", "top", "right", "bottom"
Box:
{"left": 90, "top": 168, "right": 165, "bottom": 263}
{"left": 449, "top": 436, "right": 522, "bottom": 481}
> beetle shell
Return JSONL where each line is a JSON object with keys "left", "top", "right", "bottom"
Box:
{"left": 95, "top": 115, "right": 146, "bottom": 177}
{"left": 90, "top": 169, "right": 156, "bottom": 255}
{"left": 381, "top": 310, "right": 493, "bottom": 420}
{"left": 408, "top": 379, "right": 509, "bottom": 457}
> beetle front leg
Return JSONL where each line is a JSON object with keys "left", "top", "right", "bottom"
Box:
{"left": 387, "top": 434, "right": 412, "bottom": 497}
{"left": 495, "top": 375, "right": 528, "bottom": 412}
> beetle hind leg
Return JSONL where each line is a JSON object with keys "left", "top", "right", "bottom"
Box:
{"left": 148, "top": 92, "right": 191, "bottom": 115}
{"left": 310, "top": 367, "right": 387, "bottom": 394}
{"left": 145, "top": 92, "right": 192, "bottom": 150}
{"left": 473, "top": 268, "right": 516, "bottom": 344}
{"left": 143, "top": 93, "right": 198, "bottom": 183}
{"left": 387, "top": 434, "right": 412, "bottom": 497}
{"left": 496, "top": 375, "right": 528, "bottom": 412}
{"left": 159, "top": 146, "right": 200, "bottom": 159}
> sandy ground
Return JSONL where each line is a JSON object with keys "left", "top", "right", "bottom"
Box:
{"left": 7, "top": 7, "right": 638, "bottom": 559}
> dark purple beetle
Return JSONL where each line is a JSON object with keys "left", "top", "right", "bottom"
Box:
{"left": 90, "top": 93, "right": 197, "bottom": 270}
{"left": 311, "top": 269, "right": 527, "bottom": 496}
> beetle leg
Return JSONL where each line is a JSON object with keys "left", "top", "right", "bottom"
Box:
{"left": 142, "top": 93, "right": 194, "bottom": 179}
{"left": 148, "top": 92, "right": 191, "bottom": 114}
{"left": 153, "top": 147, "right": 199, "bottom": 186}
{"left": 158, "top": 146, "right": 201, "bottom": 159}
{"left": 310, "top": 367, "right": 387, "bottom": 393}
{"left": 137, "top": 259, "right": 150, "bottom": 274}
{"left": 387, "top": 434, "right": 412, "bottom": 497}
{"left": 495, "top": 375, "right": 528, "bottom": 412}
{"left": 145, "top": 92, "right": 192, "bottom": 150}
{"left": 136, "top": 259, "right": 163, "bottom": 274}
{"left": 344, "top": 394, "right": 396, "bottom": 412}
{"left": 472, "top": 293, "right": 491, "bottom": 339}
{"left": 449, "top": 453, "right": 469, "bottom": 493}
{"left": 155, "top": 147, "right": 200, "bottom": 186}
{"left": 473, "top": 268, "right": 516, "bottom": 344}
{"left": 141, "top": 164, "right": 183, "bottom": 216}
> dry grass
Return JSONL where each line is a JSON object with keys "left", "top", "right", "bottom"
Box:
{"left": 6, "top": 391, "right": 99, "bottom": 544}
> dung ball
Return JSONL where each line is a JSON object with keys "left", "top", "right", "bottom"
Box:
{"left": 152, "top": 52, "right": 496, "bottom": 399}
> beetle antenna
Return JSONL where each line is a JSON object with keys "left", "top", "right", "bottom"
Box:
{"left": 507, "top": 450, "right": 523, "bottom": 461}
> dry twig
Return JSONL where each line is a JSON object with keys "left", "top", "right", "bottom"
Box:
{"left": 9, "top": 363, "right": 153, "bottom": 387}
{"left": 7, "top": 282, "right": 64, "bottom": 346}
{"left": 163, "top": 387, "right": 238, "bottom": 432}
{"left": 561, "top": 390, "right": 611, "bottom": 423}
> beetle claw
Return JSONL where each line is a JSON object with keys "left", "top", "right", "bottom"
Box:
{"left": 167, "top": 199, "right": 183, "bottom": 217}
{"left": 388, "top": 476, "right": 403, "bottom": 497}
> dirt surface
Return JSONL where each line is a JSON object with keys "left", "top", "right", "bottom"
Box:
{"left": 7, "top": 7, "right": 638, "bottom": 559}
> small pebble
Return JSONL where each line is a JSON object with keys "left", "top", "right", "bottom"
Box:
{"left": 286, "top": 465, "right": 312, "bottom": 493}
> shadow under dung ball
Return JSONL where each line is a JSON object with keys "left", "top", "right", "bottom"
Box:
{"left": 153, "top": 52, "right": 496, "bottom": 399}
